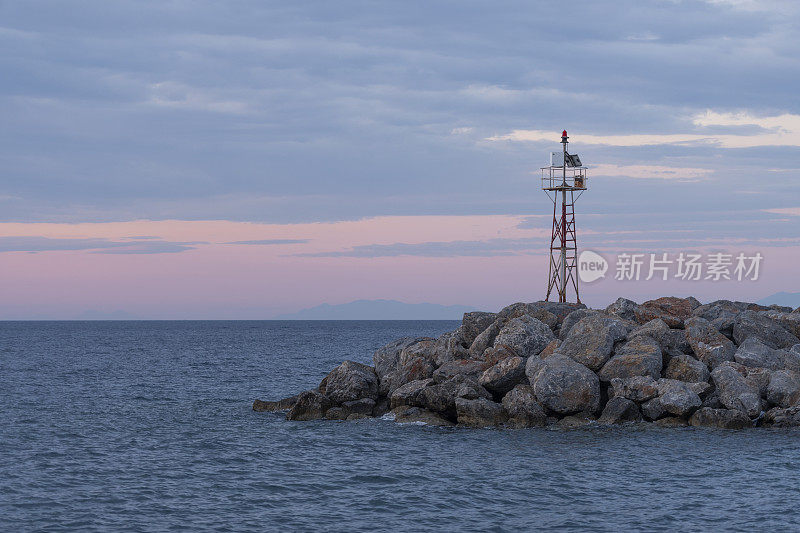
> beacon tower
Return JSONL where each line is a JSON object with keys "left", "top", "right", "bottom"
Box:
{"left": 541, "top": 130, "right": 588, "bottom": 303}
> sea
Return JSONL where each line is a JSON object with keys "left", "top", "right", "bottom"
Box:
{"left": 3, "top": 320, "right": 800, "bottom": 532}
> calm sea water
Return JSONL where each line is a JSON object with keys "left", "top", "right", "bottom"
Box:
{"left": 2, "top": 320, "right": 800, "bottom": 532}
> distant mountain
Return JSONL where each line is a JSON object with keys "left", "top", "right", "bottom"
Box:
{"left": 758, "top": 292, "right": 800, "bottom": 309}
{"left": 273, "top": 299, "right": 480, "bottom": 320}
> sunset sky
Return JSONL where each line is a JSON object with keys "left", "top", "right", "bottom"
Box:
{"left": 1, "top": 0, "right": 799, "bottom": 318}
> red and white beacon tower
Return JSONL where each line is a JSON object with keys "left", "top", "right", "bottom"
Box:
{"left": 541, "top": 130, "right": 588, "bottom": 303}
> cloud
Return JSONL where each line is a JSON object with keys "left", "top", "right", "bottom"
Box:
{"left": 296, "top": 238, "right": 541, "bottom": 258}
{"left": 764, "top": 208, "right": 800, "bottom": 216}
{"left": 225, "top": 239, "right": 310, "bottom": 245}
{"left": 0, "top": 236, "right": 202, "bottom": 254}
{"left": 488, "top": 111, "right": 800, "bottom": 148}
{"left": 590, "top": 164, "right": 713, "bottom": 182}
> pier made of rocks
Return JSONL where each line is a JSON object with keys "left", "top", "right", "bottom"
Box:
{"left": 254, "top": 297, "right": 800, "bottom": 429}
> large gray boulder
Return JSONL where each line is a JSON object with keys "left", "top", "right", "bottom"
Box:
{"left": 598, "top": 335, "right": 662, "bottom": 382}
{"left": 433, "top": 327, "right": 470, "bottom": 366}
{"left": 787, "top": 345, "right": 800, "bottom": 373}
{"left": 461, "top": 312, "right": 498, "bottom": 346}
{"left": 664, "top": 354, "right": 710, "bottom": 383}
{"left": 492, "top": 315, "right": 555, "bottom": 358}
{"left": 628, "top": 318, "right": 670, "bottom": 347}
{"left": 598, "top": 397, "right": 642, "bottom": 424}
{"left": 606, "top": 297, "right": 638, "bottom": 321}
{"left": 760, "top": 311, "right": 800, "bottom": 339}
{"left": 609, "top": 376, "right": 659, "bottom": 402}
{"left": 684, "top": 317, "right": 736, "bottom": 369}
{"left": 501, "top": 384, "right": 547, "bottom": 428}
{"left": 733, "top": 310, "right": 800, "bottom": 349}
{"left": 324, "top": 360, "right": 379, "bottom": 404}
{"left": 766, "top": 370, "right": 800, "bottom": 408}
{"left": 374, "top": 337, "right": 434, "bottom": 377}
{"left": 479, "top": 356, "right": 526, "bottom": 395}
{"left": 763, "top": 406, "right": 800, "bottom": 427}
{"left": 455, "top": 397, "right": 508, "bottom": 427}
{"left": 559, "top": 309, "right": 600, "bottom": 340}
{"left": 556, "top": 314, "right": 629, "bottom": 371}
{"left": 468, "top": 318, "right": 504, "bottom": 358}
{"left": 734, "top": 337, "right": 786, "bottom": 370}
{"left": 286, "top": 390, "right": 332, "bottom": 421}
{"left": 634, "top": 297, "right": 693, "bottom": 328}
{"left": 389, "top": 378, "right": 433, "bottom": 409}
{"left": 692, "top": 300, "right": 742, "bottom": 335}
{"left": 641, "top": 397, "right": 666, "bottom": 420}
{"left": 432, "top": 359, "right": 486, "bottom": 383}
{"left": 689, "top": 408, "right": 751, "bottom": 429}
{"left": 656, "top": 379, "right": 703, "bottom": 417}
{"left": 529, "top": 354, "right": 601, "bottom": 415}
{"left": 710, "top": 363, "right": 761, "bottom": 417}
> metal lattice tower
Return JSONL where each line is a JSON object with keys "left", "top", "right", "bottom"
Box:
{"left": 541, "top": 130, "right": 588, "bottom": 303}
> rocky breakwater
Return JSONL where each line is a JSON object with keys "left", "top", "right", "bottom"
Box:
{"left": 254, "top": 297, "right": 800, "bottom": 429}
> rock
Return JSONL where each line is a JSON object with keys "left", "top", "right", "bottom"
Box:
{"left": 455, "top": 397, "right": 508, "bottom": 427}
{"left": 374, "top": 337, "right": 433, "bottom": 378}
{"left": 391, "top": 405, "right": 455, "bottom": 426}
{"left": 655, "top": 417, "right": 688, "bottom": 427}
{"left": 686, "top": 296, "right": 702, "bottom": 309}
{"left": 492, "top": 315, "right": 555, "bottom": 358}
{"left": 556, "top": 412, "right": 597, "bottom": 428}
{"left": 483, "top": 344, "right": 517, "bottom": 367}
{"left": 710, "top": 363, "right": 761, "bottom": 417}
{"left": 341, "top": 398, "right": 375, "bottom": 417}
{"left": 732, "top": 310, "right": 800, "bottom": 349}
{"left": 324, "top": 360, "right": 379, "bottom": 404}
{"left": 641, "top": 397, "right": 666, "bottom": 420}
{"left": 734, "top": 337, "right": 785, "bottom": 371}
{"left": 609, "top": 376, "right": 659, "bottom": 402}
{"left": 598, "top": 397, "right": 641, "bottom": 424}
{"left": 479, "top": 356, "right": 526, "bottom": 395}
{"left": 461, "top": 312, "right": 498, "bottom": 346}
{"left": 763, "top": 406, "right": 800, "bottom": 427}
{"left": 559, "top": 309, "right": 600, "bottom": 340}
{"left": 529, "top": 354, "right": 601, "bottom": 415}
{"left": 663, "top": 329, "right": 692, "bottom": 356}
{"left": 498, "top": 301, "right": 584, "bottom": 324}
{"left": 432, "top": 359, "right": 486, "bottom": 383}
{"left": 786, "top": 345, "right": 800, "bottom": 373}
{"left": 598, "top": 335, "right": 662, "bottom": 382}
{"left": 501, "top": 384, "right": 547, "bottom": 428}
{"left": 433, "top": 327, "right": 470, "bottom": 366}
{"left": 606, "top": 297, "right": 639, "bottom": 321}
{"left": 286, "top": 390, "right": 332, "bottom": 421}
{"left": 701, "top": 391, "right": 723, "bottom": 409}
{"left": 635, "top": 297, "right": 693, "bottom": 328}
{"left": 417, "top": 377, "right": 464, "bottom": 419}
{"left": 456, "top": 377, "right": 493, "bottom": 401}
{"left": 389, "top": 378, "right": 433, "bottom": 409}
{"left": 253, "top": 395, "right": 298, "bottom": 412}
{"left": 629, "top": 318, "right": 670, "bottom": 346}
{"left": 744, "top": 367, "right": 771, "bottom": 398}
{"left": 689, "top": 408, "right": 751, "bottom": 429}
{"left": 656, "top": 379, "right": 702, "bottom": 417}
{"left": 468, "top": 318, "right": 504, "bottom": 358}
{"left": 539, "top": 339, "right": 560, "bottom": 359}
{"left": 665, "top": 354, "right": 710, "bottom": 383}
{"left": 325, "top": 407, "right": 347, "bottom": 420}
{"left": 692, "top": 299, "right": 742, "bottom": 335}
{"left": 766, "top": 370, "right": 800, "bottom": 408}
{"left": 760, "top": 311, "right": 800, "bottom": 339}
{"left": 684, "top": 317, "right": 736, "bottom": 369}
{"left": 556, "top": 314, "right": 629, "bottom": 371}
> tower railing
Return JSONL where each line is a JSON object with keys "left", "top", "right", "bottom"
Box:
{"left": 540, "top": 166, "right": 588, "bottom": 191}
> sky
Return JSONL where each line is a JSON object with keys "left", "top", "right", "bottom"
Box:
{"left": 1, "top": 0, "right": 799, "bottom": 318}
